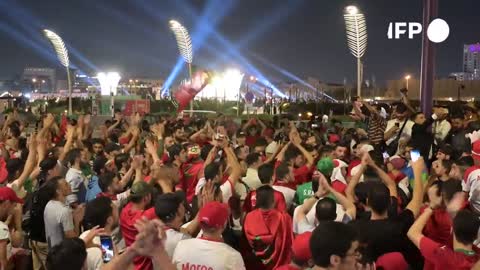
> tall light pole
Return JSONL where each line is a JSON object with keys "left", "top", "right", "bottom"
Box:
{"left": 405, "top": 75, "right": 411, "bottom": 90}
{"left": 420, "top": 0, "right": 438, "bottom": 116}
{"left": 169, "top": 20, "right": 194, "bottom": 114}
{"left": 43, "top": 29, "right": 72, "bottom": 114}
{"left": 98, "top": 72, "right": 121, "bottom": 117}
{"left": 344, "top": 5, "right": 367, "bottom": 97}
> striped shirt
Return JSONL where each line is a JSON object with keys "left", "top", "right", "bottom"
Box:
{"left": 367, "top": 113, "right": 386, "bottom": 144}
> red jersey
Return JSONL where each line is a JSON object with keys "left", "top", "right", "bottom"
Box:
{"left": 96, "top": 192, "right": 117, "bottom": 201}
{"left": 420, "top": 237, "right": 479, "bottom": 270}
{"left": 421, "top": 207, "right": 452, "bottom": 246}
{"left": 246, "top": 135, "right": 260, "bottom": 147}
{"left": 293, "top": 165, "right": 313, "bottom": 186}
{"left": 120, "top": 203, "right": 157, "bottom": 270}
{"left": 346, "top": 159, "right": 361, "bottom": 178}
{"left": 274, "top": 161, "right": 313, "bottom": 188}
{"left": 181, "top": 160, "right": 204, "bottom": 203}
{"left": 243, "top": 189, "right": 287, "bottom": 213}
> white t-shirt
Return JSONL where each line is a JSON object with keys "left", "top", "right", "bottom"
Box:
{"left": 272, "top": 185, "right": 295, "bottom": 209}
{"left": 292, "top": 201, "right": 347, "bottom": 234}
{"left": 195, "top": 177, "right": 234, "bottom": 203}
{"left": 66, "top": 167, "right": 87, "bottom": 204}
{"left": 462, "top": 167, "right": 480, "bottom": 213}
{"left": 164, "top": 228, "right": 191, "bottom": 258}
{"left": 242, "top": 168, "right": 262, "bottom": 190}
{"left": 172, "top": 238, "right": 246, "bottom": 270}
{"left": 0, "top": 221, "right": 11, "bottom": 260}
{"left": 265, "top": 141, "right": 279, "bottom": 155}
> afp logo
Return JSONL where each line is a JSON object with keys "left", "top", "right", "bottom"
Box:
{"left": 387, "top": 18, "right": 450, "bottom": 43}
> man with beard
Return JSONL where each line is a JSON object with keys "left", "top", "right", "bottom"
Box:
{"left": 444, "top": 114, "right": 471, "bottom": 159}
{"left": 167, "top": 144, "right": 188, "bottom": 192}
{"left": 80, "top": 196, "right": 121, "bottom": 269}
{"left": 120, "top": 181, "right": 156, "bottom": 270}
{"left": 173, "top": 124, "right": 188, "bottom": 144}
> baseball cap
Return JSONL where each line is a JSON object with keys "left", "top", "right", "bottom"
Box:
{"left": 389, "top": 156, "right": 406, "bottom": 170}
{"left": 155, "top": 191, "right": 185, "bottom": 222}
{"left": 317, "top": 158, "right": 334, "bottom": 176}
{"left": 198, "top": 201, "right": 229, "bottom": 229}
{"left": 104, "top": 143, "right": 121, "bottom": 154}
{"left": 236, "top": 130, "right": 246, "bottom": 138}
{"left": 291, "top": 232, "right": 312, "bottom": 262}
{"left": 472, "top": 141, "right": 480, "bottom": 160}
{"left": 0, "top": 187, "right": 23, "bottom": 203}
{"left": 129, "top": 181, "right": 153, "bottom": 199}
{"left": 328, "top": 134, "right": 340, "bottom": 144}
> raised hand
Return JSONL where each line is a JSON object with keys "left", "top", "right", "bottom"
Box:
{"left": 133, "top": 218, "right": 166, "bottom": 257}
{"left": 466, "top": 130, "right": 480, "bottom": 144}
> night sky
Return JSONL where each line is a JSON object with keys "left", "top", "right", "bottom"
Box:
{"left": 0, "top": 0, "right": 479, "bottom": 86}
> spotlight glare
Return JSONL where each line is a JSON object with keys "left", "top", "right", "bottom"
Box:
{"left": 345, "top": 5, "right": 359, "bottom": 15}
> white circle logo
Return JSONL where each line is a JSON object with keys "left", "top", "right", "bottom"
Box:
{"left": 427, "top": 18, "right": 450, "bottom": 43}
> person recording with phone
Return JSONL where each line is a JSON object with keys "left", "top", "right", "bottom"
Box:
{"left": 409, "top": 111, "right": 436, "bottom": 161}
{"left": 384, "top": 103, "right": 414, "bottom": 156}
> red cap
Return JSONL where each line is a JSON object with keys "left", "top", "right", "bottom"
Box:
{"left": 198, "top": 202, "right": 229, "bottom": 228}
{"left": 0, "top": 187, "right": 23, "bottom": 203}
{"left": 291, "top": 232, "right": 312, "bottom": 262}
{"left": 328, "top": 134, "right": 340, "bottom": 144}
{"left": 376, "top": 252, "right": 408, "bottom": 270}
{"left": 472, "top": 141, "right": 480, "bottom": 160}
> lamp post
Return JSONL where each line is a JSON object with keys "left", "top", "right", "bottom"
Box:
{"left": 405, "top": 75, "right": 411, "bottom": 90}
{"left": 43, "top": 29, "right": 72, "bottom": 114}
{"left": 344, "top": 5, "right": 367, "bottom": 97}
{"left": 98, "top": 72, "right": 121, "bottom": 117}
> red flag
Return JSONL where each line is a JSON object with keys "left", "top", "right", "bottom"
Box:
{"left": 174, "top": 71, "right": 209, "bottom": 112}
{"left": 244, "top": 209, "right": 293, "bottom": 269}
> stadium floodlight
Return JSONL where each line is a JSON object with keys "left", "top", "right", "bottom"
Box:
{"left": 43, "top": 29, "right": 72, "bottom": 114}
{"left": 224, "top": 69, "right": 244, "bottom": 116}
{"left": 97, "top": 72, "right": 121, "bottom": 117}
{"left": 344, "top": 5, "right": 367, "bottom": 97}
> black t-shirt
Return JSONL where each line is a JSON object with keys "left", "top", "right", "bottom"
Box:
{"left": 350, "top": 197, "right": 424, "bottom": 269}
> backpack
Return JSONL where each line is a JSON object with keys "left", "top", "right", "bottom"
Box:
{"left": 23, "top": 186, "right": 51, "bottom": 242}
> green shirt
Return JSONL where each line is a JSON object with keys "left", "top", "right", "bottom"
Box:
{"left": 296, "top": 182, "right": 313, "bottom": 205}
{"left": 295, "top": 181, "right": 338, "bottom": 205}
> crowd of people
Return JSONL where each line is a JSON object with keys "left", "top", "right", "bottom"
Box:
{"left": 0, "top": 96, "right": 480, "bottom": 270}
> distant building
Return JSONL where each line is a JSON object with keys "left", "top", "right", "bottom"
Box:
{"left": 386, "top": 78, "right": 478, "bottom": 101}
{"left": 447, "top": 44, "right": 480, "bottom": 81}
{"left": 22, "top": 67, "right": 56, "bottom": 93}
{"left": 463, "top": 43, "right": 480, "bottom": 73}
{"left": 119, "top": 78, "right": 164, "bottom": 100}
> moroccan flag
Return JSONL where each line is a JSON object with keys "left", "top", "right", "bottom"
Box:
{"left": 244, "top": 209, "right": 293, "bottom": 270}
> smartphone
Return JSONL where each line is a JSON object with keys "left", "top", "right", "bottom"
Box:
{"left": 410, "top": 150, "right": 421, "bottom": 162}
{"left": 100, "top": 236, "right": 114, "bottom": 263}
{"left": 395, "top": 123, "right": 400, "bottom": 127}
{"left": 382, "top": 152, "right": 390, "bottom": 159}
